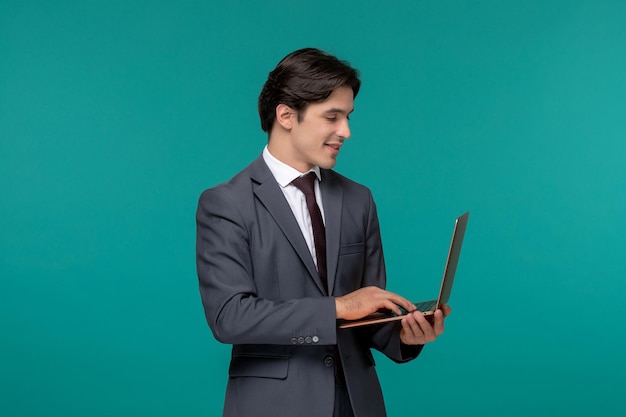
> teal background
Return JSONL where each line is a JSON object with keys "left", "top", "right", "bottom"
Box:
{"left": 2, "top": 1, "right": 625, "bottom": 415}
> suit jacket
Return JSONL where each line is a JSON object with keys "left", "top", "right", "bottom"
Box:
{"left": 196, "top": 155, "right": 422, "bottom": 417}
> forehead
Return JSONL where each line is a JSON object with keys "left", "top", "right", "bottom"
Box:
{"left": 308, "top": 86, "right": 354, "bottom": 113}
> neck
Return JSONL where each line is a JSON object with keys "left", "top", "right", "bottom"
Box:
{"left": 267, "top": 134, "right": 313, "bottom": 173}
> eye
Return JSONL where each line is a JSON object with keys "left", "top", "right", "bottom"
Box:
{"left": 325, "top": 116, "right": 338, "bottom": 122}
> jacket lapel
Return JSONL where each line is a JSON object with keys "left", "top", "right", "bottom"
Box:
{"left": 320, "top": 169, "right": 342, "bottom": 296}
{"left": 248, "top": 156, "right": 326, "bottom": 295}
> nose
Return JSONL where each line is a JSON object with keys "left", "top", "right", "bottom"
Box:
{"left": 338, "top": 118, "right": 351, "bottom": 140}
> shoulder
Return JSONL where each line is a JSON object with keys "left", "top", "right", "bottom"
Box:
{"left": 199, "top": 156, "right": 267, "bottom": 202}
{"left": 197, "top": 161, "right": 261, "bottom": 223}
{"left": 200, "top": 169, "right": 249, "bottom": 200}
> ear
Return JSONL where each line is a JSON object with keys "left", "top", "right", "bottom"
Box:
{"left": 275, "top": 104, "right": 295, "bottom": 130}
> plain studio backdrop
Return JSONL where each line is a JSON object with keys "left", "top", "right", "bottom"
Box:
{"left": 1, "top": 1, "right": 625, "bottom": 416}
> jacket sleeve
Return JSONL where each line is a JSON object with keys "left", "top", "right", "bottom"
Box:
{"left": 196, "top": 187, "right": 337, "bottom": 346}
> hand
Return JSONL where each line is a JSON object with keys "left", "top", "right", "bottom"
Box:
{"left": 335, "top": 286, "right": 416, "bottom": 320}
{"left": 399, "top": 304, "right": 452, "bottom": 345}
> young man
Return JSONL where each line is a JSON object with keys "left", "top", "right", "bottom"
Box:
{"left": 196, "top": 48, "right": 451, "bottom": 417}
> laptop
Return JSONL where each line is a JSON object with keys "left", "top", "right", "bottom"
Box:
{"left": 338, "top": 211, "right": 469, "bottom": 329}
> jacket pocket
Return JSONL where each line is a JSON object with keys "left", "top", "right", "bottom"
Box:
{"left": 229, "top": 354, "right": 289, "bottom": 379}
{"left": 338, "top": 242, "right": 365, "bottom": 256}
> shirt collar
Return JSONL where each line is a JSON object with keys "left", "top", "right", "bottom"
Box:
{"left": 262, "top": 146, "right": 321, "bottom": 188}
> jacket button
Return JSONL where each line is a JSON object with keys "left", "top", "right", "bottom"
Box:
{"left": 323, "top": 356, "right": 334, "bottom": 367}
{"left": 297, "top": 336, "right": 305, "bottom": 344}
{"left": 305, "top": 336, "right": 312, "bottom": 344}
{"left": 290, "top": 337, "right": 298, "bottom": 344}
{"left": 312, "top": 336, "right": 319, "bottom": 343}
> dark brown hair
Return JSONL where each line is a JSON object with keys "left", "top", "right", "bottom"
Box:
{"left": 258, "top": 48, "right": 361, "bottom": 133}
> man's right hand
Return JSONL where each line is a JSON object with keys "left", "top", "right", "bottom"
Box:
{"left": 335, "top": 286, "right": 416, "bottom": 320}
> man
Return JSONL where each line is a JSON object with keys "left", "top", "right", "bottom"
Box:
{"left": 196, "top": 48, "right": 451, "bottom": 417}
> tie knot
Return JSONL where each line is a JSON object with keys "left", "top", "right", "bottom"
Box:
{"left": 291, "top": 172, "right": 317, "bottom": 196}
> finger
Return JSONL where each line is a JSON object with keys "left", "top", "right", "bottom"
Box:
{"left": 432, "top": 309, "right": 445, "bottom": 336}
{"left": 383, "top": 298, "right": 413, "bottom": 316}
{"left": 401, "top": 313, "right": 423, "bottom": 344}
{"left": 413, "top": 312, "right": 437, "bottom": 342}
{"left": 378, "top": 299, "right": 403, "bottom": 316}
{"left": 385, "top": 292, "right": 416, "bottom": 313}
{"left": 359, "top": 287, "right": 416, "bottom": 316}
{"left": 370, "top": 288, "right": 414, "bottom": 315}
{"left": 441, "top": 304, "right": 452, "bottom": 318}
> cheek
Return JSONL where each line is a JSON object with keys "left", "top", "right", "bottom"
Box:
{"left": 314, "top": 127, "right": 333, "bottom": 142}
{"left": 304, "top": 132, "right": 325, "bottom": 148}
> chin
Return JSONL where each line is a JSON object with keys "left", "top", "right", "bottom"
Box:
{"left": 318, "top": 159, "right": 338, "bottom": 170}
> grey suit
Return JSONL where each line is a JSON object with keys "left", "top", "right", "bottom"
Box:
{"left": 196, "top": 155, "right": 421, "bottom": 417}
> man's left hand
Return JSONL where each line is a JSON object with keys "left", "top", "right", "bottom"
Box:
{"left": 399, "top": 304, "right": 452, "bottom": 345}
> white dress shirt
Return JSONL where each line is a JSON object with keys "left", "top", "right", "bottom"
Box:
{"left": 263, "top": 146, "right": 325, "bottom": 267}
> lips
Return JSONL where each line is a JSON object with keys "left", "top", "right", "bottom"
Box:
{"left": 325, "top": 143, "right": 341, "bottom": 155}
{"left": 325, "top": 141, "right": 343, "bottom": 150}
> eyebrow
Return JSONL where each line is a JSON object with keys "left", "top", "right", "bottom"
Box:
{"left": 323, "top": 107, "right": 354, "bottom": 115}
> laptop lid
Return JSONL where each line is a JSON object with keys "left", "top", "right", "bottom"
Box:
{"left": 338, "top": 211, "right": 469, "bottom": 329}
{"left": 437, "top": 211, "right": 469, "bottom": 308}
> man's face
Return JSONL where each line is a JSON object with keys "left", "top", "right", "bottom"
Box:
{"left": 283, "top": 86, "right": 354, "bottom": 172}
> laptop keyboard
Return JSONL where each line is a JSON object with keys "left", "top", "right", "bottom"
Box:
{"left": 412, "top": 300, "right": 437, "bottom": 312}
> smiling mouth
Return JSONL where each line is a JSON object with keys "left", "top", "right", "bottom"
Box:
{"left": 325, "top": 144, "right": 341, "bottom": 155}
{"left": 325, "top": 142, "right": 343, "bottom": 151}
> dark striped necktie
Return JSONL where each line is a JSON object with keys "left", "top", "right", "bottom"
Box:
{"left": 291, "top": 172, "right": 327, "bottom": 294}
